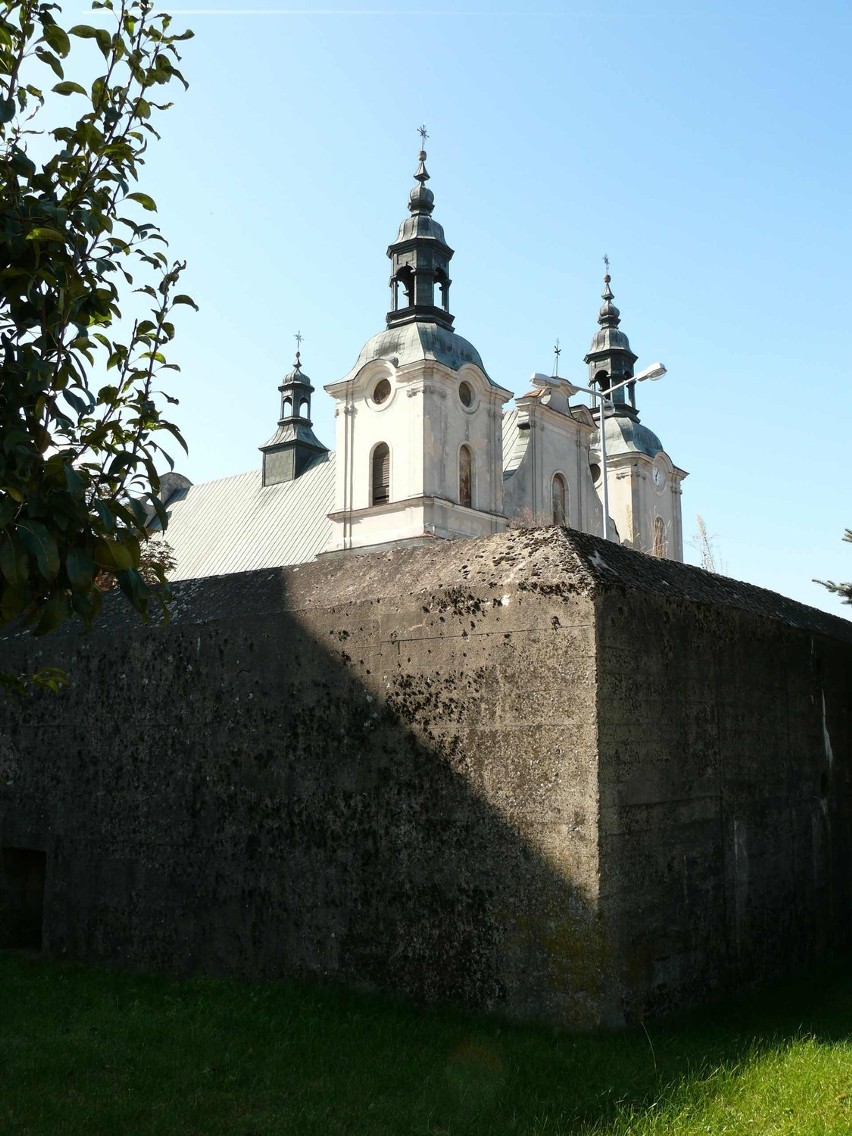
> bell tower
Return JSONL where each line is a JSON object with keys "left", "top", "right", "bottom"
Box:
{"left": 584, "top": 271, "right": 687, "bottom": 559}
{"left": 584, "top": 263, "right": 639, "bottom": 413}
{"left": 324, "top": 134, "right": 511, "bottom": 555}
{"left": 386, "top": 125, "right": 454, "bottom": 331}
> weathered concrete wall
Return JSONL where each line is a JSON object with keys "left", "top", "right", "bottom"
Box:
{"left": 586, "top": 535, "right": 852, "bottom": 1021}
{"left": 3, "top": 527, "right": 851, "bottom": 1027}
{"left": 0, "top": 529, "right": 609, "bottom": 1026}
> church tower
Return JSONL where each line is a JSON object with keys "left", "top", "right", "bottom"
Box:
{"left": 260, "top": 339, "right": 329, "bottom": 485}
{"left": 584, "top": 273, "right": 687, "bottom": 559}
{"left": 324, "top": 137, "right": 512, "bottom": 555}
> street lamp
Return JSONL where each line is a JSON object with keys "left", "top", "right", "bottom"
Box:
{"left": 531, "top": 363, "right": 667, "bottom": 541}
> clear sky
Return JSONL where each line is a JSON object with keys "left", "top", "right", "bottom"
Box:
{"left": 63, "top": 0, "right": 852, "bottom": 614}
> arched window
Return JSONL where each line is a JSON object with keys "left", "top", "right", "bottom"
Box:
{"left": 281, "top": 395, "right": 292, "bottom": 418}
{"left": 435, "top": 268, "right": 449, "bottom": 311}
{"left": 653, "top": 516, "right": 665, "bottom": 558}
{"left": 393, "top": 266, "right": 414, "bottom": 310}
{"left": 299, "top": 398, "right": 310, "bottom": 419}
{"left": 551, "top": 473, "right": 567, "bottom": 527}
{"left": 459, "top": 445, "right": 473, "bottom": 508}
{"left": 371, "top": 443, "right": 390, "bottom": 506}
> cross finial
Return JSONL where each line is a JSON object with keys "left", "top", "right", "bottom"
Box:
{"left": 552, "top": 337, "right": 561, "bottom": 377}
{"left": 293, "top": 330, "right": 303, "bottom": 370}
{"left": 603, "top": 253, "right": 610, "bottom": 275}
{"left": 418, "top": 123, "right": 429, "bottom": 149}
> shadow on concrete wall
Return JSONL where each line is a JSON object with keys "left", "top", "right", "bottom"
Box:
{"left": 0, "top": 565, "right": 608, "bottom": 1027}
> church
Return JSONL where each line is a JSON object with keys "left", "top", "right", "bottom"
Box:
{"left": 5, "top": 147, "right": 852, "bottom": 1031}
{"left": 157, "top": 143, "right": 687, "bottom": 580}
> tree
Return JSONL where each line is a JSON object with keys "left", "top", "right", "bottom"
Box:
{"left": 817, "top": 529, "right": 852, "bottom": 604}
{"left": 0, "top": 0, "right": 193, "bottom": 645}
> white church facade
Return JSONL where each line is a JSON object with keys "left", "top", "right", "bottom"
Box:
{"left": 159, "top": 145, "right": 687, "bottom": 580}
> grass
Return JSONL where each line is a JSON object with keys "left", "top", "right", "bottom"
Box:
{"left": 1, "top": 952, "right": 852, "bottom": 1135}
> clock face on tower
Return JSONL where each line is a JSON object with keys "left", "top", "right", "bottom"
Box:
{"left": 652, "top": 465, "right": 666, "bottom": 492}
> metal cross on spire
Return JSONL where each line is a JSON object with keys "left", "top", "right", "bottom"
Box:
{"left": 418, "top": 123, "right": 429, "bottom": 148}
{"left": 603, "top": 253, "right": 610, "bottom": 277}
{"left": 294, "top": 330, "right": 303, "bottom": 370}
{"left": 552, "top": 337, "right": 561, "bottom": 377}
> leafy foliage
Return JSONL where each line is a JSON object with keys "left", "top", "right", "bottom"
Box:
{"left": 817, "top": 529, "right": 852, "bottom": 604}
{"left": 0, "top": 663, "right": 68, "bottom": 696}
{"left": 95, "top": 534, "right": 175, "bottom": 591}
{"left": 0, "top": 0, "right": 193, "bottom": 639}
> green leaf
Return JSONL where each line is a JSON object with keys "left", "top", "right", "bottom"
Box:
{"left": 116, "top": 567, "right": 149, "bottom": 611}
{"left": 63, "top": 462, "right": 85, "bottom": 496}
{"left": 94, "top": 27, "right": 112, "bottom": 56}
{"left": 173, "top": 294, "right": 199, "bottom": 311}
{"left": 18, "top": 520, "right": 61, "bottom": 582}
{"left": 44, "top": 23, "right": 71, "bottom": 56}
{"left": 93, "top": 538, "right": 134, "bottom": 571}
{"left": 0, "top": 494, "right": 18, "bottom": 528}
{"left": 52, "top": 80, "right": 87, "bottom": 96}
{"left": 0, "top": 532, "right": 27, "bottom": 587}
{"left": 149, "top": 495, "right": 168, "bottom": 530}
{"left": 126, "top": 191, "right": 157, "bottom": 212}
{"left": 33, "top": 591, "right": 71, "bottom": 636}
{"left": 25, "top": 226, "right": 66, "bottom": 242}
{"left": 35, "top": 46, "right": 64, "bottom": 79}
{"left": 71, "top": 586, "right": 101, "bottom": 626}
{"left": 94, "top": 501, "right": 116, "bottom": 535}
{"left": 65, "top": 549, "right": 95, "bottom": 591}
{"left": 0, "top": 97, "right": 14, "bottom": 124}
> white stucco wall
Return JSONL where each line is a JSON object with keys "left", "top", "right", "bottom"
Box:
{"left": 502, "top": 392, "right": 602, "bottom": 536}
{"left": 602, "top": 451, "right": 686, "bottom": 559}
{"left": 325, "top": 354, "right": 510, "bottom": 553}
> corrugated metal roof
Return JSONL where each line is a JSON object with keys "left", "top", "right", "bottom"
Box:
{"left": 163, "top": 454, "right": 335, "bottom": 581}
{"left": 163, "top": 415, "right": 528, "bottom": 583}
{"left": 501, "top": 407, "right": 528, "bottom": 479}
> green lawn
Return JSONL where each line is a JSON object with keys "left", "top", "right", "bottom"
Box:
{"left": 1, "top": 952, "right": 851, "bottom": 1135}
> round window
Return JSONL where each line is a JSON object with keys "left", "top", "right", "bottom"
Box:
{"left": 459, "top": 381, "right": 473, "bottom": 407}
{"left": 373, "top": 378, "right": 391, "bottom": 405}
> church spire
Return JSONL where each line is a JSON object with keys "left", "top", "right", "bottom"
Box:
{"left": 259, "top": 334, "right": 328, "bottom": 485}
{"left": 386, "top": 128, "right": 455, "bottom": 331}
{"left": 583, "top": 262, "right": 639, "bottom": 416}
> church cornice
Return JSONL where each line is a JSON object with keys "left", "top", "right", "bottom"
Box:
{"left": 329, "top": 494, "right": 507, "bottom": 524}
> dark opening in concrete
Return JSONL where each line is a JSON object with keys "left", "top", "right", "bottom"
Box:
{"left": 1, "top": 848, "right": 46, "bottom": 950}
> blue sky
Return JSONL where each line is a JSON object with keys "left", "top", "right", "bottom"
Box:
{"left": 63, "top": 1, "right": 852, "bottom": 613}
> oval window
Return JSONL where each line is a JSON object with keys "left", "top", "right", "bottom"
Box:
{"left": 459, "top": 381, "right": 473, "bottom": 407}
{"left": 373, "top": 378, "right": 391, "bottom": 405}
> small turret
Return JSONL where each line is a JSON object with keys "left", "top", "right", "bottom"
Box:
{"left": 260, "top": 336, "right": 328, "bottom": 485}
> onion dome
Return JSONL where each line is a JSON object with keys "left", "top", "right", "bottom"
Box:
{"left": 587, "top": 274, "right": 634, "bottom": 356}
{"left": 408, "top": 150, "right": 436, "bottom": 215}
